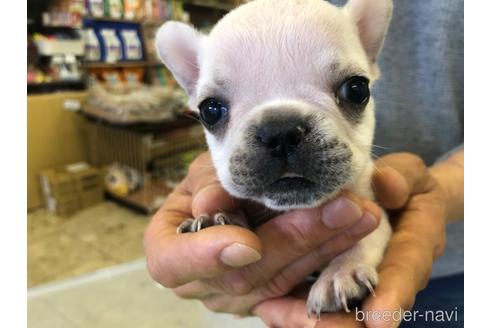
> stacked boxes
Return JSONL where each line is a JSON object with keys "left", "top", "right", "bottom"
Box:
{"left": 72, "top": 167, "right": 104, "bottom": 208}
{"left": 40, "top": 163, "right": 104, "bottom": 217}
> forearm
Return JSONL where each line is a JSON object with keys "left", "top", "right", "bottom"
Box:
{"left": 429, "top": 149, "right": 464, "bottom": 222}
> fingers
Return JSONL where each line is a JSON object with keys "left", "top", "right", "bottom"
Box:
{"left": 144, "top": 153, "right": 262, "bottom": 288}
{"left": 362, "top": 201, "right": 445, "bottom": 328}
{"left": 205, "top": 193, "right": 378, "bottom": 295}
{"left": 252, "top": 210, "right": 381, "bottom": 300}
{"left": 373, "top": 153, "right": 434, "bottom": 209}
{"left": 253, "top": 297, "right": 315, "bottom": 328}
{"left": 146, "top": 217, "right": 262, "bottom": 288}
{"left": 174, "top": 212, "right": 380, "bottom": 303}
{"left": 362, "top": 241, "right": 430, "bottom": 328}
{"left": 252, "top": 297, "right": 365, "bottom": 328}
{"left": 184, "top": 152, "right": 241, "bottom": 216}
{"left": 191, "top": 183, "right": 240, "bottom": 218}
{"left": 173, "top": 280, "right": 214, "bottom": 299}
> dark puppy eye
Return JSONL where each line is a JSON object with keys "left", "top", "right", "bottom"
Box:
{"left": 198, "top": 98, "right": 228, "bottom": 126}
{"left": 337, "top": 76, "right": 370, "bottom": 105}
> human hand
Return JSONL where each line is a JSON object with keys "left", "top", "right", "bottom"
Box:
{"left": 144, "top": 152, "right": 382, "bottom": 315}
{"left": 252, "top": 153, "right": 449, "bottom": 328}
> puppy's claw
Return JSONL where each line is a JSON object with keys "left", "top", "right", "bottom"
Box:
{"left": 192, "top": 215, "right": 203, "bottom": 231}
{"left": 307, "top": 264, "right": 378, "bottom": 314}
{"left": 363, "top": 279, "right": 376, "bottom": 297}
{"left": 176, "top": 218, "right": 194, "bottom": 234}
{"left": 214, "top": 213, "right": 227, "bottom": 225}
{"left": 177, "top": 212, "right": 248, "bottom": 234}
{"left": 177, "top": 214, "right": 211, "bottom": 233}
{"left": 355, "top": 268, "right": 377, "bottom": 298}
{"left": 341, "top": 294, "right": 350, "bottom": 313}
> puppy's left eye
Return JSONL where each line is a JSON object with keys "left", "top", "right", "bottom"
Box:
{"left": 198, "top": 98, "right": 228, "bottom": 126}
{"left": 336, "top": 76, "right": 370, "bottom": 105}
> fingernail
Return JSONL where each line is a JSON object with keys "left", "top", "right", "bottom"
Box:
{"left": 322, "top": 197, "right": 362, "bottom": 229}
{"left": 220, "top": 243, "right": 261, "bottom": 267}
{"left": 346, "top": 212, "right": 377, "bottom": 236}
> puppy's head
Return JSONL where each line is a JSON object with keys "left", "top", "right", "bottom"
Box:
{"left": 156, "top": 0, "right": 393, "bottom": 210}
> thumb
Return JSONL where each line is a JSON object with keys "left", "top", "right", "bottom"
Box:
{"left": 373, "top": 153, "right": 431, "bottom": 209}
{"left": 144, "top": 152, "right": 263, "bottom": 288}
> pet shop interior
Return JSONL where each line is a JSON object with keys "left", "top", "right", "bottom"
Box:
{"left": 27, "top": 0, "right": 264, "bottom": 327}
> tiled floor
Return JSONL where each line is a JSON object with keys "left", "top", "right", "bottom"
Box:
{"left": 28, "top": 202, "right": 149, "bottom": 287}
{"left": 28, "top": 201, "right": 266, "bottom": 327}
{"left": 28, "top": 260, "right": 265, "bottom": 328}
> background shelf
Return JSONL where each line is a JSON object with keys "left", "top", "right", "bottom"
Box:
{"left": 83, "top": 60, "right": 162, "bottom": 69}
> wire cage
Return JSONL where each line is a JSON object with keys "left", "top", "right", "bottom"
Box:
{"left": 84, "top": 117, "right": 207, "bottom": 213}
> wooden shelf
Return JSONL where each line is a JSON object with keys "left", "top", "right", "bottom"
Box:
{"left": 41, "top": 24, "right": 80, "bottom": 29}
{"left": 83, "top": 15, "right": 142, "bottom": 24}
{"left": 183, "top": 0, "right": 237, "bottom": 11}
{"left": 27, "top": 80, "right": 86, "bottom": 94}
{"left": 83, "top": 16, "right": 164, "bottom": 26}
{"left": 142, "top": 20, "right": 164, "bottom": 27}
{"left": 83, "top": 60, "right": 162, "bottom": 68}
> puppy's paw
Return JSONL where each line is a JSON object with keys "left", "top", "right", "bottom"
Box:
{"left": 306, "top": 264, "right": 377, "bottom": 318}
{"left": 176, "top": 212, "right": 248, "bottom": 234}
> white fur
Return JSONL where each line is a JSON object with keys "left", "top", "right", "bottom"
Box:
{"left": 157, "top": 0, "right": 394, "bottom": 315}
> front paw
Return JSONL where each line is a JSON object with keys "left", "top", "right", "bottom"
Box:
{"left": 177, "top": 212, "right": 248, "bottom": 234}
{"left": 307, "top": 265, "right": 377, "bottom": 317}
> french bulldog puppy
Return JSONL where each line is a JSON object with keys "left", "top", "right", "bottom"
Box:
{"left": 156, "top": 0, "right": 393, "bottom": 316}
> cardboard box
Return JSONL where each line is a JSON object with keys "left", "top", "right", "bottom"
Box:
{"left": 45, "top": 195, "right": 80, "bottom": 217}
{"left": 39, "top": 163, "right": 104, "bottom": 216}
{"left": 40, "top": 168, "right": 77, "bottom": 199}
{"left": 71, "top": 167, "right": 103, "bottom": 192}
{"left": 79, "top": 188, "right": 104, "bottom": 208}
{"left": 28, "top": 91, "right": 89, "bottom": 209}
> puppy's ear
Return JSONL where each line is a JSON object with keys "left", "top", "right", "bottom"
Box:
{"left": 155, "top": 22, "right": 203, "bottom": 97}
{"left": 345, "top": 0, "right": 393, "bottom": 63}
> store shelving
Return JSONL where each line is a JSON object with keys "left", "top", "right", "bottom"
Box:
{"left": 27, "top": 80, "right": 86, "bottom": 94}
{"left": 183, "top": 0, "right": 237, "bottom": 11}
{"left": 83, "top": 60, "right": 162, "bottom": 69}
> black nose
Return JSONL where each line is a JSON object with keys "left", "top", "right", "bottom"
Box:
{"left": 256, "top": 119, "right": 310, "bottom": 157}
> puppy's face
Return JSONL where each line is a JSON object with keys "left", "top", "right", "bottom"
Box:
{"left": 157, "top": 0, "right": 392, "bottom": 210}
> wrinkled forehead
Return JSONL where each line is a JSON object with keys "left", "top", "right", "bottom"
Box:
{"left": 197, "top": 0, "right": 368, "bottom": 104}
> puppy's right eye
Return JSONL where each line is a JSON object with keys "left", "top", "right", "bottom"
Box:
{"left": 198, "top": 98, "right": 228, "bottom": 126}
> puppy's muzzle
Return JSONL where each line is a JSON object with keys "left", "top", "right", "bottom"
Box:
{"left": 229, "top": 111, "right": 352, "bottom": 208}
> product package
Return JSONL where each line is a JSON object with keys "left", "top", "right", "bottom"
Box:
{"left": 120, "top": 29, "right": 143, "bottom": 60}
{"left": 124, "top": 0, "right": 144, "bottom": 20}
{"left": 83, "top": 28, "right": 101, "bottom": 61}
{"left": 100, "top": 29, "right": 122, "bottom": 63}
{"left": 68, "top": 0, "right": 86, "bottom": 27}
{"left": 62, "top": 54, "right": 81, "bottom": 80}
{"left": 106, "top": 0, "right": 124, "bottom": 18}
{"left": 87, "top": 0, "right": 105, "bottom": 17}
{"left": 101, "top": 69, "right": 125, "bottom": 88}
{"left": 144, "top": 0, "right": 165, "bottom": 21}
{"left": 122, "top": 68, "right": 145, "bottom": 86}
